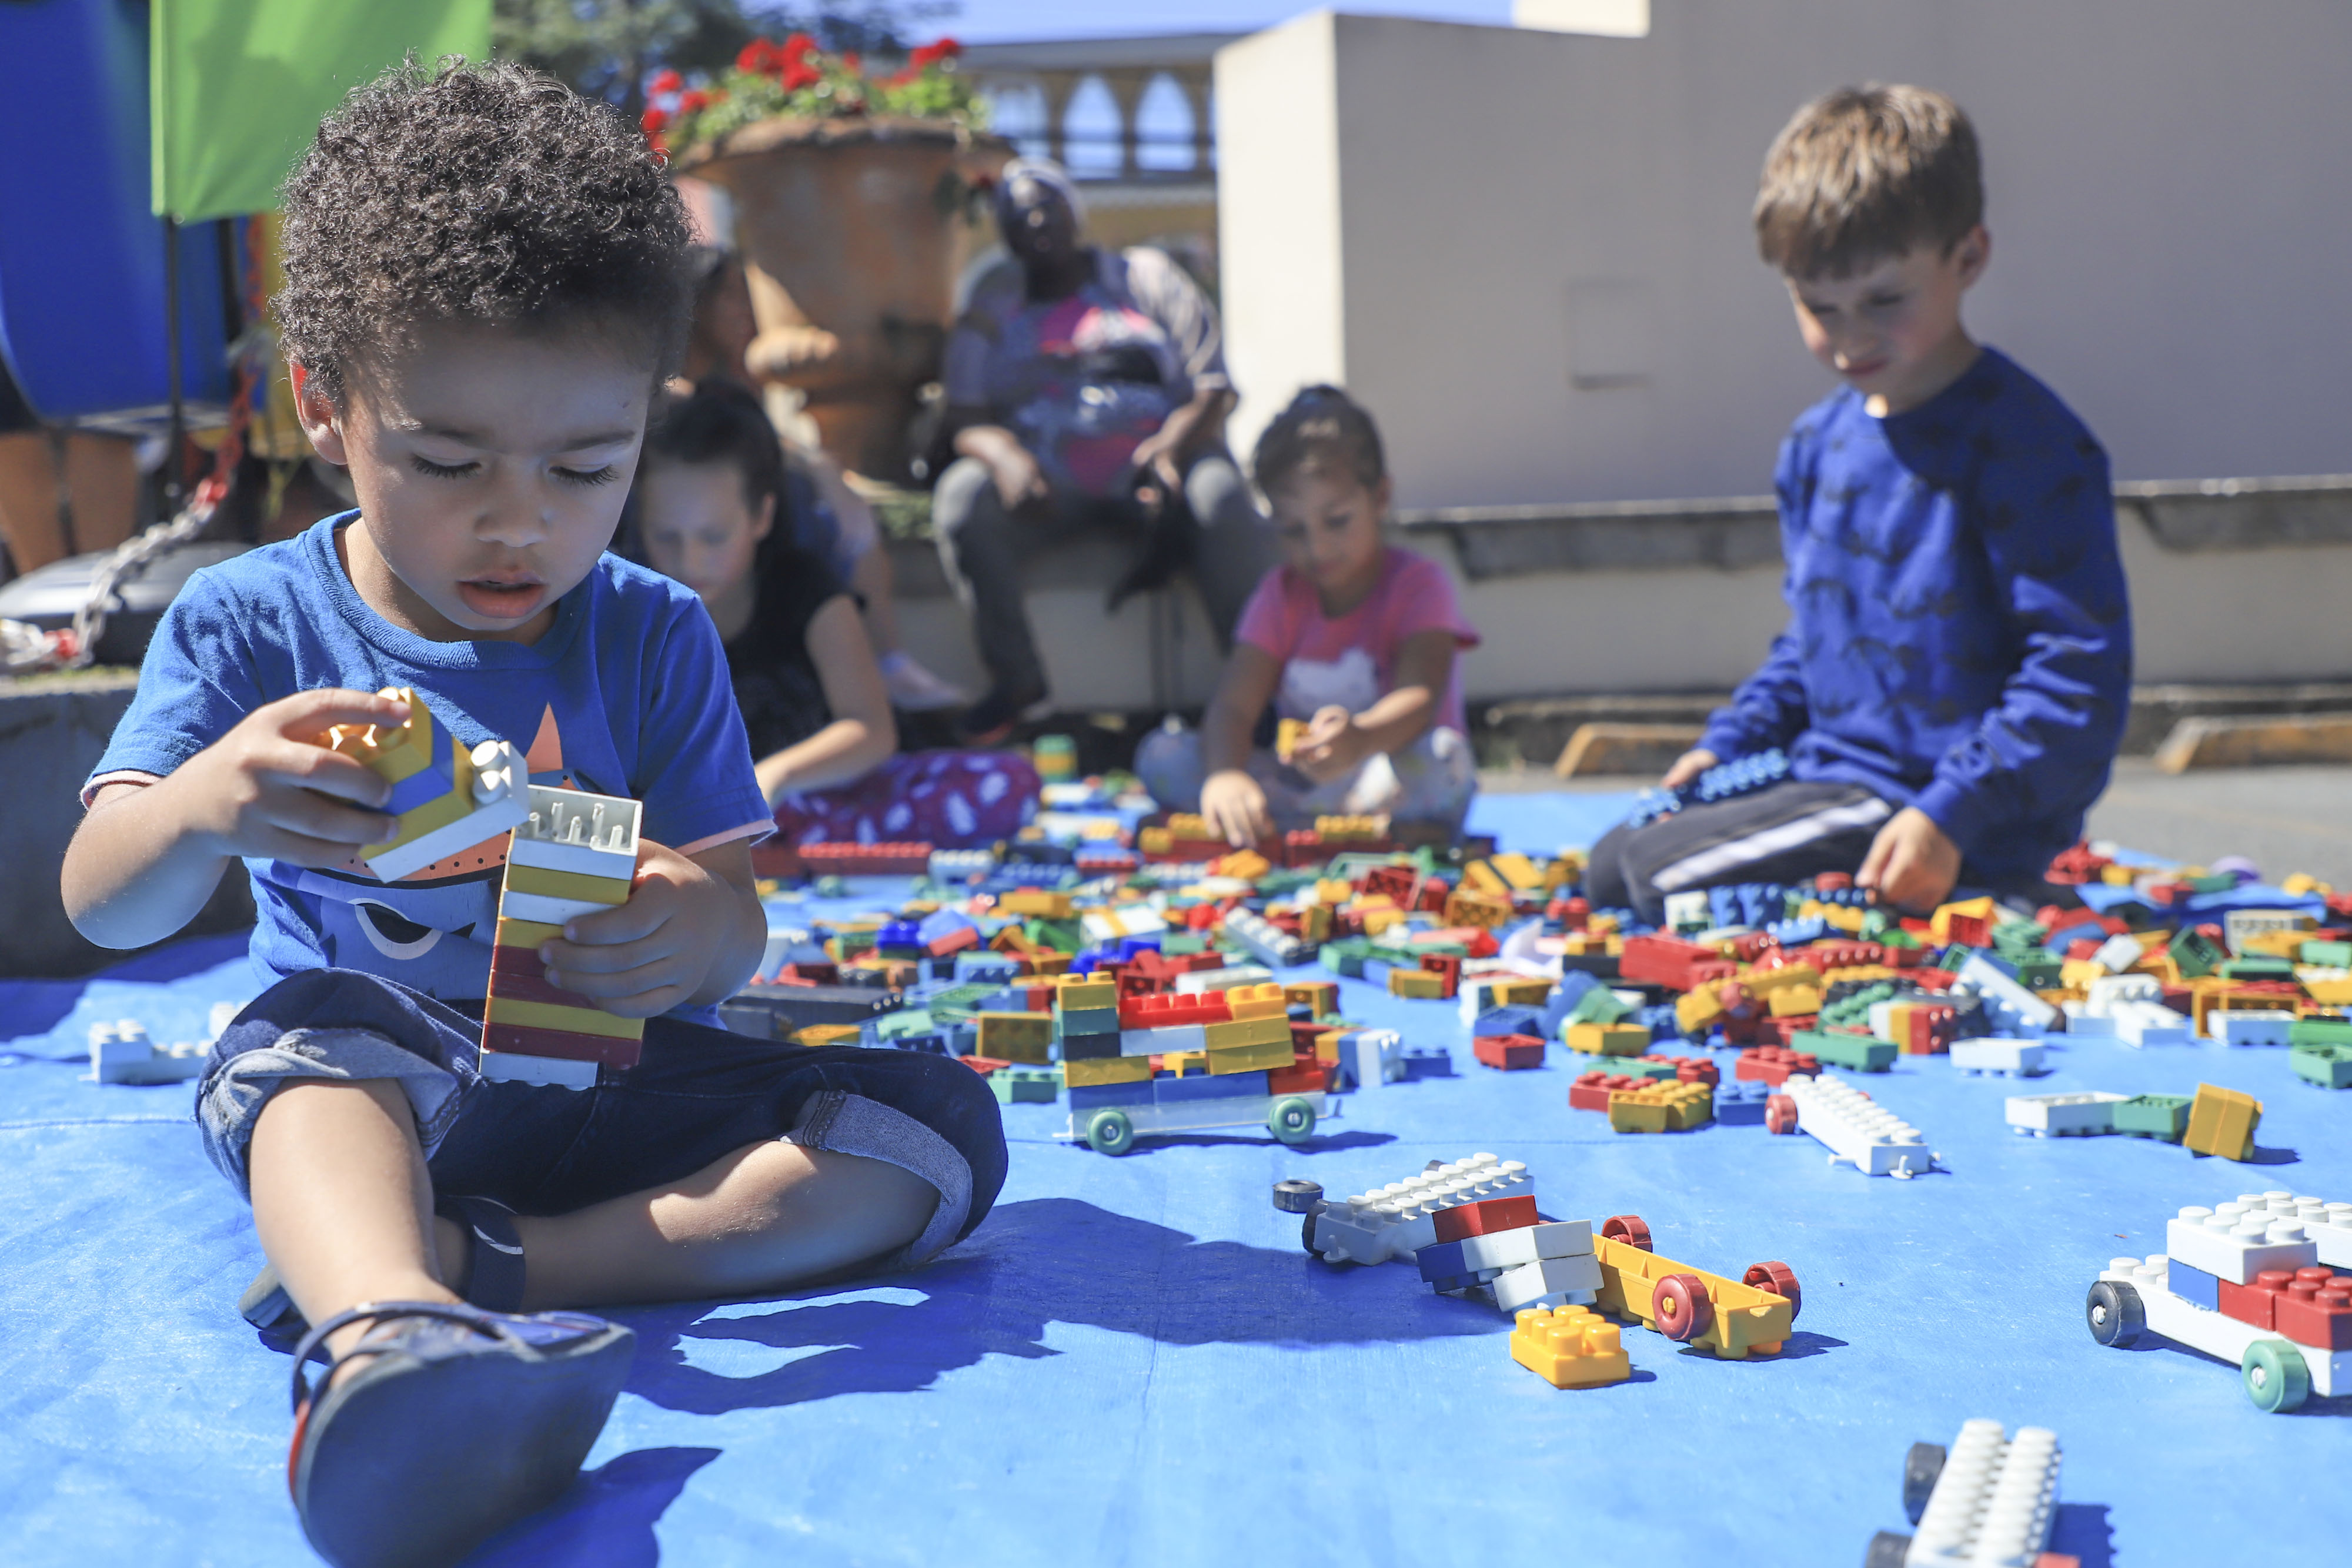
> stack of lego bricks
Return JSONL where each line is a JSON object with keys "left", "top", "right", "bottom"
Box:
{"left": 480, "top": 784, "right": 645, "bottom": 1089}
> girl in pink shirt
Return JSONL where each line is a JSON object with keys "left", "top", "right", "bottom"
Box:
{"left": 1135, "top": 386, "right": 1479, "bottom": 843}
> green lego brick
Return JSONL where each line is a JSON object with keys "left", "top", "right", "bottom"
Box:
{"left": 988, "top": 1065, "right": 1062, "bottom": 1104}
{"left": 2113, "top": 1093, "right": 2192, "bottom": 1141}
{"left": 1319, "top": 938, "right": 1372, "bottom": 977}
{"left": 2011, "top": 957, "right": 2064, "bottom": 990}
{"left": 2184, "top": 872, "right": 2237, "bottom": 894}
{"left": 2166, "top": 927, "right": 2225, "bottom": 978}
{"left": 1023, "top": 917, "right": 1084, "bottom": 954}
{"left": 2302, "top": 939, "right": 2352, "bottom": 968}
{"left": 1052, "top": 1005, "right": 1121, "bottom": 1038}
{"left": 874, "top": 1008, "right": 938, "bottom": 1041}
{"left": 1567, "top": 987, "right": 1631, "bottom": 1027}
{"left": 2291, "top": 1044, "right": 2352, "bottom": 1089}
{"left": 1160, "top": 932, "right": 1209, "bottom": 957}
{"left": 1792, "top": 1029, "right": 1897, "bottom": 1072}
{"left": 2221, "top": 955, "right": 2297, "bottom": 981}
{"left": 2288, "top": 1015, "right": 2352, "bottom": 1048}
{"left": 1877, "top": 926, "right": 1922, "bottom": 950}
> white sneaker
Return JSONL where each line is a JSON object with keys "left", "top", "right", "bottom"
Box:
{"left": 878, "top": 651, "right": 968, "bottom": 711}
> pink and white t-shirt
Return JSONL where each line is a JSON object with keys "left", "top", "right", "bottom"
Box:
{"left": 1234, "top": 547, "right": 1482, "bottom": 735}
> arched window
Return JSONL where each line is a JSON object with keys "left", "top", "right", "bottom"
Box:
{"left": 1061, "top": 73, "right": 1121, "bottom": 177}
{"left": 983, "top": 81, "right": 1050, "bottom": 161}
{"left": 1134, "top": 71, "right": 1194, "bottom": 172}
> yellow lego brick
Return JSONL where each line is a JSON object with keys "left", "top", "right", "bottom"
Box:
{"left": 2282, "top": 872, "right": 2333, "bottom": 896}
{"left": 1300, "top": 904, "right": 1332, "bottom": 944}
{"left": 1138, "top": 827, "right": 1171, "bottom": 855}
{"left": 791, "top": 1023, "right": 861, "bottom": 1048}
{"left": 2184, "top": 1082, "right": 2262, "bottom": 1161}
{"left": 1312, "top": 1029, "right": 1342, "bottom": 1064}
{"left": 503, "top": 861, "right": 630, "bottom": 907}
{"left": 1166, "top": 814, "right": 1212, "bottom": 837}
{"left": 978, "top": 1012, "right": 1052, "bottom": 1044}
{"left": 1443, "top": 890, "right": 1513, "bottom": 930}
{"left": 1205, "top": 1038, "right": 1295, "bottom": 1074}
{"left": 1275, "top": 717, "right": 1308, "bottom": 763}
{"left": 1314, "top": 879, "right": 1354, "bottom": 905}
{"left": 1592, "top": 1234, "right": 1793, "bottom": 1360}
{"left": 1203, "top": 1014, "right": 1292, "bottom": 1049}
{"left": 1064, "top": 1055, "right": 1154, "bottom": 1088}
{"left": 1211, "top": 850, "right": 1270, "bottom": 881}
{"left": 2100, "top": 864, "right": 2135, "bottom": 886}
{"left": 1739, "top": 962, "right": 1821, "bottom": 995}
{"left": 1607, "top": 1081, "right": 1712, "bottom": 1133}
{"left": 1566, "top": 1022, "right": 1649, "bottom": 1057}
{"left": 484, "top": 995, "right": 644, "bottom": 1041}
{"left": 1928, "top": 896, "right": 1994, "bottom": 944}
{"left": 1052, "top": 975, "right": 1118, "bottom": 1011}
{"left": 2060, "top": 957, "right": 2109, "bottom": 988}
{"left": 2303, "top": 977, "right": 2352, "bottom": 1007}
{"left": 326, "top": 688, "right": 436, "bottom": 783}
{"left": 366, "top": 740, "right": 479, "bottom": 854}
{"left": 1314, "top": 814, "right": 1388, "bottom": 841}
{"left": 495, "top": 917, "right": 566, "bottom": 950}
{"left": 1388, "top": 969, "right": 1448, "bottom": 998}
{"left": 1227, "top": 982, "right": 1291, "bottom": 1021}
{"left": 1284, "top": 980, "right": 1339, "bottom": 1015}
{"left": 1463, "top": 861, "right": 1509, "bottom": 896}
{"left": 1489, "top": 852, "right": 1544, "bottom": 891}
{"left": 1676, "top": 986, "right": 1726, "bottom": 1035}
{"left": 2240, "top": 929, "right": 2309, "bottom": 960}
{"left": 1511, "top": 1306, "right": 1630, "bottom": 1389}
{"left": 1768, "top": 985, "right": 1822, "bottom": 1019}
{"left": 1361, "top": 908, "right": 1406, "bottom": 937}
{"left": 1156, "top": 1049, "right": 1205, "bottom": 1075}
{"left": 999, "top": 890, "right": 1074, "bottom": 918}
{"left": 1494, "top": 978, "right": 1553, "bottom": 1006}
{"left": 1540, "top": 854, "right": 1578, "bottom": 892}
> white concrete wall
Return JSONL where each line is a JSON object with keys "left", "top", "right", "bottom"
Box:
{"left": 1217, "top": 4, "right": 2352, "bottom": 509}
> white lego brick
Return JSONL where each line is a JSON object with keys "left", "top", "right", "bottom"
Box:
{"left": 926, "top": 848, "right": 995, "bottom": 882}
{"left": 366, "top": 740, "right": 531, "bottom": 882}
{"left": 2224, "top": 908, "right": 2308, "bottom": 956}
{"left": 1118, "top": 1023, "right": 1207, "bottom": 1058}
{"left": 1305, "top": 1154, "right": 1535, "bottom": 1265}
{"left": 2004, "top": 1091, "right": 2128, "bottom": 1136}
{"left": 1174, "top": 965, "right": 1275, "bottom": 995}
{"left": 2213, "top": 1010, "right": 2296, "bottom": 1047}
{"left": 1950, "top": 1037, "right": 2046, "bottom": 1076}
{"left": 1220, "top": 907, "right": 1305, "bottom": 968}
{"left": 499, "top": 889, "right": 615, "bottom": 926}
{"left": 2100, "top": 1255, "right": 2350, "bottom": 1399}
{"left": 1489, "top": 1252, "right": 1605, "bottom": 1312}
{"left": 2165, "top": 1204, "right": 2319, "bottom": 1285}
{"left": 506, "top": 784, "right": 640, "bottom": 880}
{"left": 86, "top": 1019, "right": 209, "bottom": 1085}
{"left": 1955, "top": 954, "right": 2058, "bottom": 1034}
{"left": 1662, "top": 890, "right": 1710, "bottom": 931}
{"left": 1343, "top": 1028, "right": 1404, "bottom": 1087}
{"left": 1083, "top": 905, "right": 1169, "bottom": 944}
{"left": 2084, "top": 972, "right": 2160, "bottom": 1015}
{"left": 1785, "top": 1073, "right": 1937, "bottom": 1178}
{"left": 2060, "top": 1004, "right": 2114, "bottom": 1038}
{"left": 2109, "top": 998, "right": 2192, "bottom": 1047}
{"left": 1905, "top": 1420, "right": 2059, "bottom": 1568}
{"left": 2232, "top": 1192, "right": 2352, "bottom": 1268}
{"left": 1528, "top": 1218, "right": 1595, "bottom": 1259}
{"left": 478, "top": 1050, "right": 598, "bottom": 1089}
{"left": 2089, "top": 932, "right": 2146, "bottom": 974}
{"left": 1454, "top": 1226, "right": 1541, "bottom": 1273}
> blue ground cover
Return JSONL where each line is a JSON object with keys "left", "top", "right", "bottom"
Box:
{"left": 1, "top": 793, "right": 2344, "bottom": 1565}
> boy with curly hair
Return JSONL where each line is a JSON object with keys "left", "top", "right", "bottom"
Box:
{"left": 1586, "top": 84, "right": 2132, "bottom": 922}
{"left": 62, "top": 61, "right": 1004, "bottom": 1568}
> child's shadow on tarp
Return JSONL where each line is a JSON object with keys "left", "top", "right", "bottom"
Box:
{"left": 2049, "top": 1501, "right": 2113, "bottom": 1567}
{"left": 462, "top": 1446, "right": 719, "bottom": 1567}
{"left": 623, "top": 1196, "right": 1492, "bottom": 1417}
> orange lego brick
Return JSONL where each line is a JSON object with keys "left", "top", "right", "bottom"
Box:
{"left": 1511, "top": 1305, "right": 1630, "bottom": 1389}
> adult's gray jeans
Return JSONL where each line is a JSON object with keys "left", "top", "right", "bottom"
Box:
{"left": 931, "top": 452, "right": 1274, "bottom": 700}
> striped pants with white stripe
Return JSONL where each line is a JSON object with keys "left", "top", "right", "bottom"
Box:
{"left": 1583, "top": 781, "right": 1894, "bottom": 924}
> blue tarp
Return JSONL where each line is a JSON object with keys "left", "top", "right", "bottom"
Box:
{"left": 2, "top": 793, "right": 2344, "bottom": 1566}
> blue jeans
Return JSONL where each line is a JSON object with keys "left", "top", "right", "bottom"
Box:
{"left": 198, "top": 969, "right": 1007, "bottom": 1269}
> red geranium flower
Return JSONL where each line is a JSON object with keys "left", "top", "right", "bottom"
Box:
{"left": 678, "top": 89, "right": 709, "bottom": 113}
{"left": 841, "top": 51, "right": 862, "bottom": 73}
{"left": 781, "top": 60, "right": 821, "bottom": 92}
{"left": 782, "top": 31, "right": 816, "bottom": 62}
{"left": 932, "top": 36, "right": 961, "bottom": 58}
{"left": 640, "top": 106, "right": 670, "bottom": 133}
{"left": 737, "top": 39, "right": 777, "bottom": 74}
{"left": 649, "top": 67, "right": 683, "bottom": 95}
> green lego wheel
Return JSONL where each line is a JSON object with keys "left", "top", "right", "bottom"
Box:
{"left": 1085, "top": 1108, "right": 1135, "bottom": 1156}
{"left": 1268, "top": 1096, "right": 1317, "bottom": 1145}
{"left": 2242, "top": 1338, "right": 2310, "bottom": 1413}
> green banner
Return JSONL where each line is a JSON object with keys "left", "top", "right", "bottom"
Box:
{"left": 152, "top": 0, "right": 491, "bottom": 222}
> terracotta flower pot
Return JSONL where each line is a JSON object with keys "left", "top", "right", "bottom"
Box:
{"left": 684, "top": 117, "right": 1011, "bottom": 482}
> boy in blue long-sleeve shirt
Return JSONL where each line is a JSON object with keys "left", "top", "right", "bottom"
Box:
{"left": 1586, "top": 84, "right": 2131, "bottom": 922}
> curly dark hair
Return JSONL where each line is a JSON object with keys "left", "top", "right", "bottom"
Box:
{"left": 1252, "top": 385, "right": 1387, "bottom": 496}
{"left": 275, "top": 58, "right": 694, "bottom": 405}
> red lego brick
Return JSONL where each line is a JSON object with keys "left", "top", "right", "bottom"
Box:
{"left": 1943, "top": 912, "right": 1990, "bottom": 947}
{"left": 1267, "top": 1058, "right": 1327, "bottom": 1096}
{"left": 962, "top": 1055, "right": 1011, "bottom": 1074}
{"left": 1635, "top": 1053, "right": 1720, "bottom": 1087}
{"left": 1736, "top": 1046, "right": 1820, "bottom": 1086}
{"left": 1414, "top": 879, "right": 1451, "bottom": 913}
{"left": 1419, "top": 952, "right": 1463, "bottom": 998}
{"left": 1569, "top": 1071, "right": 1646, "bottom": 1111}
{"left": 1472, "top": 1033, "right": 1545, "bottom": 1070}
{"left": 794, "top": 840, "right": 935, "bottom": 877}
{"left": 482, "top": 1022, "right": 642, "bottom": 1069}
{"left": 1465, "top": 929, "right": 1499, "bottom": 959}
{"left": 2276, "top": 1274, "right": 2352, "bottom": 1352}
{"left": 1118, "top": 992, "right": 1232, "bottom": 1029}
{"left": 2218, "top": 1268, "right": 2293, "bottom": 1331}
{"left": 927, "top": 925, "right": 981, "bottom": 958}
{"left": 1432, "top": 1193, "right": 1540, "bottom": 1242}
{"left": 1815, "top": 872, "right": 1853, "bottom": 892}
{"left": 1752, "top": 1015, "right": 1814, "bottom": 1045}
{"left": 1620, "top": 934, "right": 1716, "bottom": 989}
{"left": 1545, "top": 894, "right": 1591, "bottom": 928}
{"left": 1362, "top": 865, "right": 1415, "bottom": 903}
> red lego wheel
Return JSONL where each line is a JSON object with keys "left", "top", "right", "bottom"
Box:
{"left": 1765, "top": 1094, "right": 1799, "bottom": 1134}
{"left": 1743, "top": 1261, "right": 1802, "bottom": 1320}
{"left": 1652, "top": 1273, "right": 1715, "bottom": 1342}
{"left": 1601, "top": 1213, "right": 1652, "bottom": 1251}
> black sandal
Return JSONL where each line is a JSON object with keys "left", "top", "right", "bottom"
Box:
{"left": 240, "top": 1195, "right": 529, "bottom": 1335}
{"left": 286, "top": 1300, "right": 633, "bottom": 1568}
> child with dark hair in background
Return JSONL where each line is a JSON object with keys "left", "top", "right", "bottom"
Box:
{"left": 61, "top": 62, "right": 1004, "bottom": 1568}
{"left": 636, "top": 381, "right": 1040, "bottom": 848}
{"left": 1137, "top": 386, "right": 1480, "bottom": 844}
{"left": 1585, "top": 84, "right": 2130, "bottom": 923}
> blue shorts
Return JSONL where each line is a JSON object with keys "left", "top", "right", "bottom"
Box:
{"left": 197, "top": 969, "right": 1006, "bottom": 1269}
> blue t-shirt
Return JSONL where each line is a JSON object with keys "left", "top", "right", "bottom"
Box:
{"left": 88, "top": 513, "right": 771, "bottom": 1010}
{"left": 1698, "top": 347, "right": 2133, "bottom": 886}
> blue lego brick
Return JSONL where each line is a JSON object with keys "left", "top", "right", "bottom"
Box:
{"left": 2167, "top": 1258, "right": 2221, "bottom": 1312}
{"left": 1154, "top": 1071, "right": 1269, "bottom": 1105}
{"left": 1115, "top": 935, "right": 1163, "bottom": 960}
{"left": 1069, "top": 1081, "right": 1157, "bottom": 1112}
{"left": 1713, "top": 1080, "right": 1769, "bottom": 1126}
{"left": 1472, "top": 1004, "right": 1545, "bottom": 1038}
{"left": 1399, "top": 1044, "right": 1453, "bottom": 1080}
{"left": 952, "top": 954, "right": 1020, "bottom": 984}
{"left": 1637, "top": 1003, "right": 1682, "bottom": 1041}
{"left": 1541, "top": 971, "right": 1601, "bottom": 1035}
{"left": 1057, "top": 1031, "right": 1122, "bottom": 1061}
{"left": 380, "top": 718, "right": 455, "bottom": 815}
{"left": 1765, "top": 915, "right": 1828, "bottom": 947}
{"left": 917, "top": 908, "right": 977, "bottom": 945}
{"left": 1415, "top": 1238, "right": 1474, "bottom": 1284}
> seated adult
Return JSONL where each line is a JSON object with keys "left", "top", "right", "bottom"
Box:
{"left": 634, "top": 383, "right": 1039, "bottom": 848}
{"left": 935, "top": 158, "right": 1273, "bottom": 743}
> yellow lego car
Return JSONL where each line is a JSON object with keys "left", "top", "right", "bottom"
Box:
{"left": 1592, "top": 1214, "right": 1801, "bottom": 1360}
